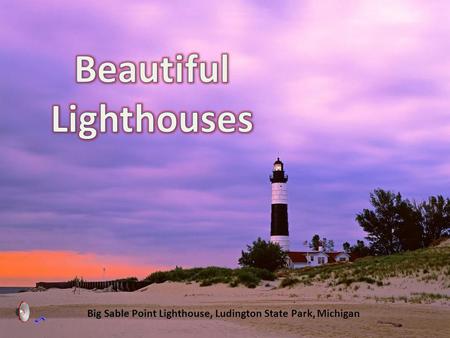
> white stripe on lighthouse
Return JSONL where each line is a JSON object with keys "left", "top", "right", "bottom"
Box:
{"left": 271, "top": 183, "right": 287, "bottom": 204}
{"left": 270, "top": 235, "right": 289, "bottom": 251}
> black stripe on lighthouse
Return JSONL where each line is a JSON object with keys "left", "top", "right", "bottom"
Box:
{"left": 271, "top": 204, "right": 289, "bottom": 236}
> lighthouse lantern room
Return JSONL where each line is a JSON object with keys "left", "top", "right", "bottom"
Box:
{"left": 270, "top": 157, "right": 290, "bottom": 251}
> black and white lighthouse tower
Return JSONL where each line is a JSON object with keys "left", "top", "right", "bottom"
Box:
{"left": 270, "top": 158, "right": 289, "bottom": 251}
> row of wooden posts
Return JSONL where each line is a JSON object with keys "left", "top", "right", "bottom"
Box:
{"left": 36, "top": 280, "right": 150, "bottom": 292}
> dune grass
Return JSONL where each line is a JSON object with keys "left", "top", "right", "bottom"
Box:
{"left": 144, "top": 266, "right": 275, "bottom": 288}
{"left": 282, "top": 246, "right": 450, "bottom": 287}
{"left": 369, "top": 292, "right": 450, "bottom": 304}
{"left": 144, "top": 247, "right": 449, "bottom": 289}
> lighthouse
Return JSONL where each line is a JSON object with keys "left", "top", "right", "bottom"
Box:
{"left": 270, "top": 157, "right": 289, "bottom": 251}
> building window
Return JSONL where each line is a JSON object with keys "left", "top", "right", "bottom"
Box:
{"left": 339, "top": 257, "right": 347, "bottom": 262}
{"left": 310, "top": 256, "right": 314, "bottom": 261}
{"left": 318, "top": 257, "right": 325, "bottom": 264}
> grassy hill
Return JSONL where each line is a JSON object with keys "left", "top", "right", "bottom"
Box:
{"left": 141, "top": 242, "right": 450, "bottom": 293}
{"left": 281, "top": 244, "right": 450, "bottom": 288}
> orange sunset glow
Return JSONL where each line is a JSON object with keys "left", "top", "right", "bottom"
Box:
{"left": 0, "top": 250, "right": 163, "bottom": 287}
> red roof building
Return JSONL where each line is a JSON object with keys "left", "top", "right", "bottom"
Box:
{"left": 287, "top": 250, "right": 351, "bottom": 268}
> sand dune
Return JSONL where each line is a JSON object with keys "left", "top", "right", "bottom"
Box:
{"left": 0, "top": 281, "right": 449, "bottom": 338}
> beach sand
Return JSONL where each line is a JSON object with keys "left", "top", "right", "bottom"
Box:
{"left": 1, "top": 281, "right": 449, "bottom": 338}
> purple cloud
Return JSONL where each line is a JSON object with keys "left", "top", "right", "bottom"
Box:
{"left": 1, "top": 0, "right": 450, "bottom": 270}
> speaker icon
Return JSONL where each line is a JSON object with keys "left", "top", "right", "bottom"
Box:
{"left": 17, "top": 301, "right": 30, "bottom": 322}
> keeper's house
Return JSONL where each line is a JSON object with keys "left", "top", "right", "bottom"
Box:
{"left": 286, "top": 249, "right": 350, "bottom": 269}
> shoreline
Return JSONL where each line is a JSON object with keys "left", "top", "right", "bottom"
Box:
{"left": 0, "top": 287, "right": 32, "bottom": 295}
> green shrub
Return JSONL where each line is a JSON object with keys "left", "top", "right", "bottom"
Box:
{"left": 191, "top": 267, "right": 233, "bottom": 282}
{"left": 239, "top": 237, "right": 287, "bottom": 272}
{"left": 239, "top": 267, "right": 275, "bottom": 281}
{"left": 200, "top": 279, "right": 212, "bottom": 287}
{"left": 357, "top": 276, "right": 376, "bottom": 284}
{"left": 247, "top": 282, "right": 257, "bottom": 288}
{"left": 229, "top": 279, "right": 239, "bottom": 288}
{"left": 145, "top": 271, "right": 170, "bottom": 284}
{"left": 280, "top": 277, "right": 299, "bottom": 288}
{"left": 235, "top": 269, "right": 261, "bottom": 288}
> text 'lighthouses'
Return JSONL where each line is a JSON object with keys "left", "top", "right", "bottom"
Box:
{"left": 270, "top": 158, "right": 289, "bottom": 251}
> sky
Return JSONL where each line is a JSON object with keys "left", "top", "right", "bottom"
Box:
{"left": 1, "top": 0, "right": 450, "bottom": 285}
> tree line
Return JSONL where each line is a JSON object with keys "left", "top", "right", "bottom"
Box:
{"left": 352, "top": 189, "right": 450, "bottom": 255}
{"left": 238, "top": 188, "right": 450, "bottom": 272}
